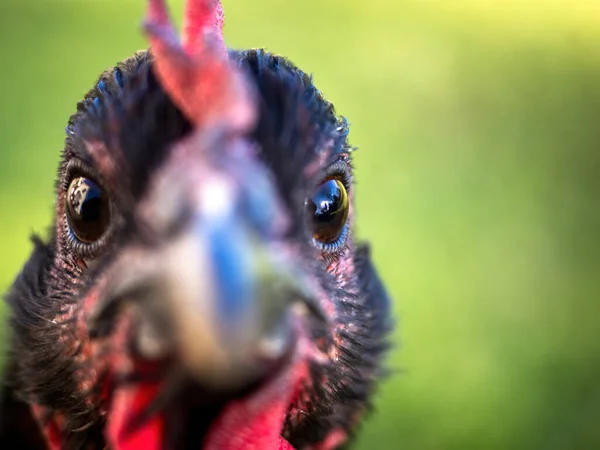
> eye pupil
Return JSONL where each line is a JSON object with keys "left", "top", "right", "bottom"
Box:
{"left": 80, "top": 195, "right": 102, "bottom": 221}
{"left": 308, "top": 179, "right": 349, "bottom": 243}
{"left": 66, "top": 177, "right": 110, "bottom": 243}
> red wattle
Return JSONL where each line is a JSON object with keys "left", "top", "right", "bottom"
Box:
{"left": 204, "top": 356, "right": 306, "bottom": 450}
{"left": 107, "top": 382, "right": 165, "bottom": 450}
{"left": 104, "top": 328, "right": 309, "bottom": 449}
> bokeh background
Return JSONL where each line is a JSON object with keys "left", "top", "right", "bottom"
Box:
{"left": 1, "top": 0, "right": 600, "bottom": 449}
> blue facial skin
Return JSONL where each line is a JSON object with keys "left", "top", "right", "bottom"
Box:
{"left": 206, "top": 217, "right": 256, "bottom": 332}
{"left": 199, "top": 172, "right": 284, "bottom": 339}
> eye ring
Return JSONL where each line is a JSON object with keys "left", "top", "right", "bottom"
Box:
{"left": 306, "top": 160, "right": 352, "bottom": 254}
{"left": 63, "top": 158, "right": 113, "bottom": 259}
{"left": 311, "top": 220, "right": 349, "bottom": 254}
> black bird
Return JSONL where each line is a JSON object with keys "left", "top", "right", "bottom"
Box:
{"left": 0, "top": 0, "right": 393, "bottom": 449}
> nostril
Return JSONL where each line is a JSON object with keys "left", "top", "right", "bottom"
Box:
{"left": 131, "top": 301, "right": 175, "bottom": 362}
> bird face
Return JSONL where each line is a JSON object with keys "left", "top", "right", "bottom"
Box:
{"left": 2, "top": 1, "right": 392, "bottom": 449}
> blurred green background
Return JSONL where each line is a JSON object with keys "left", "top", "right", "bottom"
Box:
{"left": 1, "top": 0, "right": 600, "bottom": 449}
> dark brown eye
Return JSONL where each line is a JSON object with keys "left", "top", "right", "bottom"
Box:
{"left": 66, "top": 177, "right": 111, "bottom": 243}
{"left": 307, "top": 178, "right": 349, "bottom": 244}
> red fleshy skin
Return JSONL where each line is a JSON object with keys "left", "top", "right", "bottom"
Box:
{"left": 144, "top": 0, "right": 255, "bottom": 132}
{"left": 203, "top": 359, "right": 304, "bottom": 450}
{"left": 183, "top": 0, "right": 226, "bottom": 54}
{"left": 106, "top": 356, "right": 305, "bottom": 450}
{"left": 104, "top": 333, "right": 312, "bottom": 449}
{"left": 107, "top": 382, "right": 165, "bottom": 450}
{"left": 33, "top": 405, "right": 62, "bottom": 450}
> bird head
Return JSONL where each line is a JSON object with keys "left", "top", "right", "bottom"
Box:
{"left": 2, "top": 1, "right": 393, "bottom": 449}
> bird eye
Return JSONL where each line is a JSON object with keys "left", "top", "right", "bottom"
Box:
{"left": 66, "top": 176, "right": 111, "bottom": 243}
{"left": 307, "top": 178, "right": 349, "bottom": 244}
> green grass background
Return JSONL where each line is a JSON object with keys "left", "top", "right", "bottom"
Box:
{"left": 1, "top": 0, "right": 600, "bottom": 448}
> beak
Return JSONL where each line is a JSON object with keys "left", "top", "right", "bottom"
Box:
{"left": 89, "top": 166, "right": 319, "bottom": 391}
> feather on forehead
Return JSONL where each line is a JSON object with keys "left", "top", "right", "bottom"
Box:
{"left": 144, "top": 0, "right": 255, "bottom": 131}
